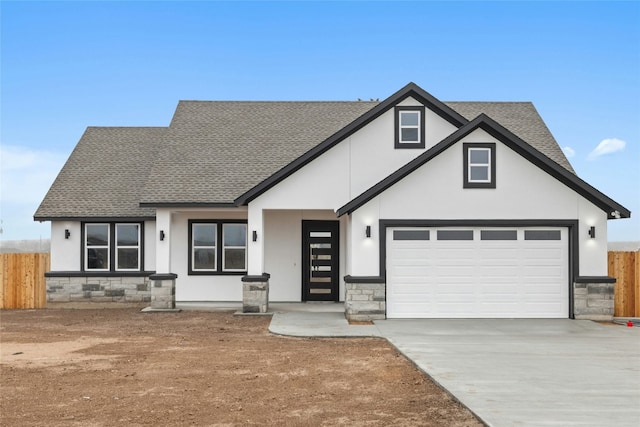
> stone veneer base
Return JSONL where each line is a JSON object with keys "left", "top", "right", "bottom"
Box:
{"left": 241, "top": 274, "right": 270, "bottom": 314}
{"left": 573, "top": 280, "right": 615, "bottom": 321}
{"left": 45, "top": 275, "right": 151, "bottom": 303}
{"left": 344, "top": 278, "right": 386, "bottom": 321}
{"left": 149, "top": 273, "right": 178, "bottom": 310}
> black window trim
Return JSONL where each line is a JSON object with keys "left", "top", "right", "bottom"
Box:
{"left": 463, "top": 142, "right": 496, "bottom": 188}
{"left": 188, "top": 219, "right": 248, "bottom": 276}
{"left": 395, "top": 106, "right": 426, "bottom": 149}
{"left": 81, "top": 221, "right": 145, "bottom": 272}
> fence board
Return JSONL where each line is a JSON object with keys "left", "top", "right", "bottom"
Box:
{"left": 609, "top": 251, "right": 639, "bottom": 318}
{"left": 0, "top": 253, "right": 50, "bottom": 309}
{"left": 636, "top": 254, "right": 640, "bottom": 317}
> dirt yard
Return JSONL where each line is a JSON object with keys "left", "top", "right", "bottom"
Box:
{"left": 0, "top": 308, "right": 482, "bottom": 426}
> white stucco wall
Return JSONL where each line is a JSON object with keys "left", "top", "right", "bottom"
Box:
{"left": 144, "top": 221, "right": 156, "bottom": 271}
{"left": 349, "top": 128, "right": 609, "bottom": 277}
{"left": 349, "top": 97, "right": 458, "bottom": 197}
{"left": 168, "top": 209, "right": 247, "bottom": 302}
{"left": 50, "top": 221, "right": 81, "bottom": 271}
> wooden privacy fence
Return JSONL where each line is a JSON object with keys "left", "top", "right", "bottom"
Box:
{"left": 0, "top": 253, "right": 49, "bottom": 309}
{"left": 609, "top": 251, "right": 640, "bottom": 317}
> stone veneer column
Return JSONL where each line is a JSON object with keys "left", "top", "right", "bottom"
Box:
{"left": 241, "top": 273, "right": 270, "bottom": 313}
{"left": 573, "top": 277, "right": 616, "bottom": 321}
{"left": 148, "top": 273, "right": 178, "bottom": 310}
{"left": 344, "top": 275, "right": 386, "bottom": 321}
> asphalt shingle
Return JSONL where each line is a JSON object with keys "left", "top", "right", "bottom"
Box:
{"left": 35, "top": 98, "right": 574, "bottom": 219}
{"left": 445, "top": 101, "right": 574, "bottom": 172}
{"left": 34, "top": 127, "right": 166, "bottom": 219}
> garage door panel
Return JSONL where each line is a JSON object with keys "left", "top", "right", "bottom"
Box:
{"left": 391, "top": 265, "right": 434, "bottom": 277}
{"left": 523, "top": 248, "right": 564, "bottom": 259}
{"left": 523, "top": 302, "right": 565, "bottom": 315}
{"left": 434, "top": 247, "right": 475, "bottom": 255}
{"left": 522, "top": 284, "right": 564, "bottom": 295}
{"left": 479, "top": 284, "right": 519, "bottom": 295}
{"left": 391, "top": 283, "right": 436, "bottom": 294}
{"left": 523, "top": 266, "right": 564, "bottom": 278}
{"left": 479, "top": 266, "right": 520, "bottom": 276}
{"left": 393, "top": 248, "right": 431, "bottom": 258}
{"left": 387, "top": 226, "right": 569, "bottom": 319}
{"left": 478, "top": 302, "right": 519, "bottom": 313}
{"left": 479, "top": 248, "right": 520, "bottom": 260}
{"left": 435, "top": 266, "right": 476, "bottom": 277}
{"left": 437, "top": 286, "right": 477, "bottom": 296}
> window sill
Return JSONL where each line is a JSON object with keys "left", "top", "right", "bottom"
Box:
{"left": 394, "top": 142, "right": 426, "bottom": 149}
{"left": 45, "top": 271, "right": 155, "bottom": 278}
{"left": 187, "top": 271, "right": 248, "bottom": 276}
{"left": 463, "top": 182, "right": 496, "bottom": 189}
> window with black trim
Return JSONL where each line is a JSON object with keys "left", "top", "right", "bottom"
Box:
{"left": 463, "top": 143, "right": 496, "bottom": 188}
{"left": 395, "top": 106, "right": 425, "bottom": 148}
{"left": 189, "top": 220, "right": 247, "bottom": 275}
{"left": 84, "top": 223, "right": 143, "bottom": 271}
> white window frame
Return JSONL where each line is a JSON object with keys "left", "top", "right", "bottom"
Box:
{"left": 467, "top": 147, "right": 492, "bottom": 183}
{"left": 192, "top": 223, "right": 217, "bottom": 272}
{"left": 222, "top": 223, "right": 247, "bottom": 272}
{"left": 85, "top": 223, "right": 110, "bottom": 271}
{"left": 115, "top": 223, "right": 141, "bottom": 271}
{"left": 398, "top": 110, "right": 421, "bottom": 144}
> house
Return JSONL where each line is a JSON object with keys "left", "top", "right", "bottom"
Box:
{"left": 35, "top": 83, "right": 630, "bottom": 320}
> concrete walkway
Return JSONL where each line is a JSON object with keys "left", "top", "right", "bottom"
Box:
{"left": 269, "top": 308, "right": 640, "bottom": 427}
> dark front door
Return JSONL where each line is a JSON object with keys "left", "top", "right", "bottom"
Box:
{"left": 302, "top": 220, "right": 339, "bottom": 302}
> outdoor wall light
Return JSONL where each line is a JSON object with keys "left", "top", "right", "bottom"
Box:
{"left": 588, "top": 226, "right": 596, "bottom": 239}
{"left": 64, "top": 229, "right": 71, "bottom": 239}
{"left": 159, "top": 230, "right": 165, "bottom": 241}
{"left": 252, "top": 230, "right": 258, "bottom": 242}
{"left": 365, "top": 225, "right": 371, "bottom": 238}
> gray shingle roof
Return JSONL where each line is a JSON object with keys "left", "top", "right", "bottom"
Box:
{"left": 444, "top": 101, "right": 574, "bottom": 172}
{"left": 35, "top": 96, "right": 575, "bottom": 219}
{"left": 34, "top": 127, "right": 166, "bottom": 220}
{"left": 139, "top": 101, "right": 378, "bottom": 205}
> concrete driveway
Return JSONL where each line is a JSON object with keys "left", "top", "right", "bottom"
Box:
{"left": 269, "top": 309, "right": 640, "bottom": 427}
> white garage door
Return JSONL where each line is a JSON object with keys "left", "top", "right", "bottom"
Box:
{"left": 386, "top": 227, "right": 569, "bottom": 318}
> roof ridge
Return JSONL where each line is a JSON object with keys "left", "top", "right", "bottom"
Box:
{"left": 175, "top": 100, "right": 380, "bottom": 104}
{"left": 85, "top": 126, "right": 168, "bottom": 130}
{"left": 445, "top": 101, "right": 534, "bottom": 104}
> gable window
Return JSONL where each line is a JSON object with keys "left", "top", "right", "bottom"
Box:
{"left": 395, "top": 106, "right": 426, "bottom": 149}
{"left": 189, "top": 220, "right": 247, "bottom": 275}
{"left": 463, "top": 143, "right": 496, "bottom": 188}
{"left": 84, "top": 223, "right": 143, "bottom": 271}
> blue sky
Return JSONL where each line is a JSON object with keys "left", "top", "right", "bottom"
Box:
{"left": 1, "top": 1, "right": 639, "bottom": 241}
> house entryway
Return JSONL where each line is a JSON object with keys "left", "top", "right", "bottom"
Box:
{"left": 302, "top": 220, "right": 339, "bottom": 302}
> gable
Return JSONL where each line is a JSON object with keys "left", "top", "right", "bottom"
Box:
{"left": 337, "top": 114, "right": 630, "bottom": 219}
{"left": 444, "top": 101, "right": 574, "bottom": 173}
{"left": 233, "top": 83, "right": 469, "bottom": 205}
